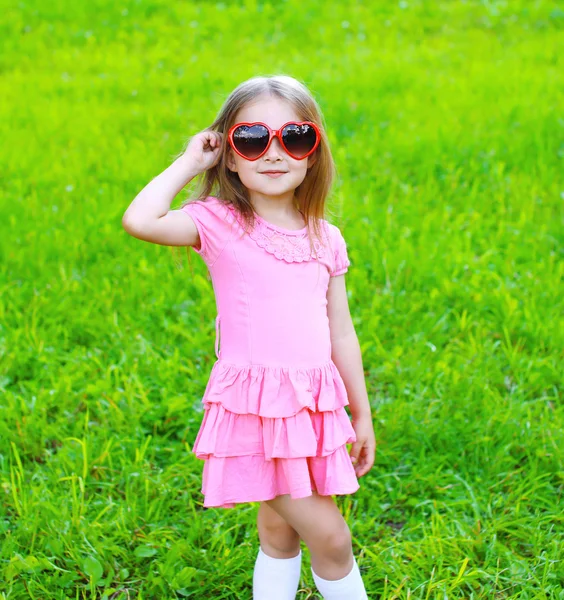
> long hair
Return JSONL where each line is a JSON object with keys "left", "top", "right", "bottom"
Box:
{"left": 175, "top": 74, "right": 341, "bottom": 270}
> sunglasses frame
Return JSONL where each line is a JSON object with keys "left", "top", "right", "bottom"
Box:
{"left": 227, "top": 120, "right": 321, "bottom": 161}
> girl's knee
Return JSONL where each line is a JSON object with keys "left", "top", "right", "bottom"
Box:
{"left": 311, "top": 524, "right": 352, "bottom": 563}
{"left": 257, "top": 503, "right": 300, "bottom": 555}
{"left": 259, "top": 526, "right": 301, "bottom": 556}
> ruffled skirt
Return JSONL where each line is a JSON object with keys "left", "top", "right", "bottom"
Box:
{"left": 191, "top": 359, "right": 360, "bottom": 508}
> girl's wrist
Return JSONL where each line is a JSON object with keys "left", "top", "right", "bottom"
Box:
{"left": 175, "top": 154, "right": 203, "bottom": 182}
{"left": 351, "top": 408, "right": 372, "bottom": 422}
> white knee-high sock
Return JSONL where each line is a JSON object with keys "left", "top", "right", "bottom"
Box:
{"left": 311, "top": 556, "right": 368, "bottom": 600}
{"left": 253, "top": 546, "right": 302, "bottom": 600}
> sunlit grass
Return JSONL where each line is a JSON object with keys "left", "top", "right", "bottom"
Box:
{"left": 1, "top": 0, "right": 562, "bottom": 597}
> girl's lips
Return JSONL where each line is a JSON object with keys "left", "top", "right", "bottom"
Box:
{"left": 262, "top": 172, "right": 287, "bottom": 178}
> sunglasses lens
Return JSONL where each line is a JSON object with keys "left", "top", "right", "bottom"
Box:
{"left": 232, "top": 124, "right": 269, "bottom": 159}
{"left": 282, "top": 123, "right": 318, "bottom": 157}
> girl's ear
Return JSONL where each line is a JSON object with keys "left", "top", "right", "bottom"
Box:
{"left": 307, "top": 150, "right": 318, "bottom": 169}
{"left": 225, "top": 148, "right": 238, "bottom": 173}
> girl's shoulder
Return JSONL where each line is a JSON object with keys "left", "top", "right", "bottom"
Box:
{"left": 179, "top": 196, "right": 237, "bottom": 266}
{"left": 183, "top": 194, "right": 232, "bottom": 212}
{"left": 181, "top": 195, "right": 239, "bottom": 225}
{"left": 319, "top": 219, "right": 350, "bottom": 277}
{"left": 320, "top": 218, "right": 347, "bottom": 244}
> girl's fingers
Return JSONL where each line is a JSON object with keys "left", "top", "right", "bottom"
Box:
{"left": 354, "top": 443, "right": 375, "bottom": 476}
{"left": 360, "top": 447, "right": 376, "bottom": 476}
{"left": 203, "top": 133, "right": 221, "bottom": 151}
{"left": 350, "top": 440, "right": 364, "bottom": 464}
{"left": 203, "top": 131, "right": 222, "bottom": 149}
{"left": 352, "top": 444, "right": 364, "bottom": 471}
{"left": 368, "top": 444, "right": 375, "bottom": 466}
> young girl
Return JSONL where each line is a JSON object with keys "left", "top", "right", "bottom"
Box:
{"left": 123, "top": 75, "right": 376, "bottom": 600}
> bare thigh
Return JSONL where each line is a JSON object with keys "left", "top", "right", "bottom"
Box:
{"left": 264, "top": 491, "right": 354, "bottom": 579}
{"left": 256, "top": 500, "right": 301, "bottom": 558}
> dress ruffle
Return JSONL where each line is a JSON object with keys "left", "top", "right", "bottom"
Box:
{"left": 198, "top": 360, "right": 351, "bottom": 417}
{"left": 193, "top": 402, "right": 357, "bottom": 460}
{"left": 191, "top": 360, "right": 360, "bottom": 508}
{"left": 201, "top": 448, "right": 360, "bottom": 509}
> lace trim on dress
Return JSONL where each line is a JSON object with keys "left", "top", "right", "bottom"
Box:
{"left": 227, "top": 205, "right": 331, "bottom": 264}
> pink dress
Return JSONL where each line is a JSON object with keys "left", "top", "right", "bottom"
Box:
{"left": 181, "top": 195, "right": 360, "bottom": 508}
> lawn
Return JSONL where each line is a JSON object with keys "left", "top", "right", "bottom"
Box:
{"left": 0, "top": 0, "right": 562, "bottom": 598}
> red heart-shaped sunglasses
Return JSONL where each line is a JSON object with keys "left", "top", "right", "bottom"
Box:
{"left": 227, "top": 121, "right": 321, "bottom": 161}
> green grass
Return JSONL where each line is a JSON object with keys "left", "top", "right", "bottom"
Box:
{"left": 1, "top": 0, "right": 563, "bottom": 597}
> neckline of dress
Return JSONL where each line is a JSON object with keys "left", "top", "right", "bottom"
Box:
{"left": 253, "top": 212, "right": 308, "bottom": 235}
{"left": 225, "top": 202, "right": 309, "bottom": 235}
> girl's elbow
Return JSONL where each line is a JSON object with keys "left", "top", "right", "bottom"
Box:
{"left": 122, "top": 213, "right": 145, "bottom": 236}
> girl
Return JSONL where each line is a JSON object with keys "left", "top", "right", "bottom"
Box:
{"left": 122, "top": 75, "right": 376, "bottom": 600}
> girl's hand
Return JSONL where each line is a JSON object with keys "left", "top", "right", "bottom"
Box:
{"left": 181, "top": 129, "right": 224, "bottom": 175}
{"left": 349, "top": 414, "right": 376, "bottom": 478}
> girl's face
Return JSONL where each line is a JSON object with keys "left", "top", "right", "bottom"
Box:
{"left": 225, "top": 95, "right": 318, "bottom": 204}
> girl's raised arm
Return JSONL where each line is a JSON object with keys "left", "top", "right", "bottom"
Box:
{"left": 121, "top": 130, "right": 222, "bottom": 247}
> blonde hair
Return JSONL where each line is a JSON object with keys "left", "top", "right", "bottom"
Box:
{"left": 176, "top": 74, "right": 341, "bottom": 270}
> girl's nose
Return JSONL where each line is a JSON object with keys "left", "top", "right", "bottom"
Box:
{"left": 264, "top": 136, "right": 285, "bottom": 158}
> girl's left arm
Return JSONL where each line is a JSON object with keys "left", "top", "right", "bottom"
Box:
{"left": 327, "top": 274, "right": 376, "bottom": 477}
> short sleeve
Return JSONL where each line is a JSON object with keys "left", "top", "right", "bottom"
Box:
{"left": 330, "top": 225, "right": 351, "bottom": 277}
{"left": 180, "top": 196, "right": 233, "bottom": 267}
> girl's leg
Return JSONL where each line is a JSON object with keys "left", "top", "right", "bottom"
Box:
{"left": 253, "top": 501, "right": 302, "bottom": 600}
{"left": 256, "top": 500, "right": 301, "bottom": 557}
{"left": 264, "top": 491, "right": 368, "bottom": 600}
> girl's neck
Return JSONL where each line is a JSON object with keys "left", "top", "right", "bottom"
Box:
{"left": 250, "top": 196, "right": 300, "bottom": 218}
{"left": 250, "top": 198, "right": 306, "bottom": 229}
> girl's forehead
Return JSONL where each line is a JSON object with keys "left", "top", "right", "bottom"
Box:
{"left": 234, "top": 97, "right": 301, "bottom": 127}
